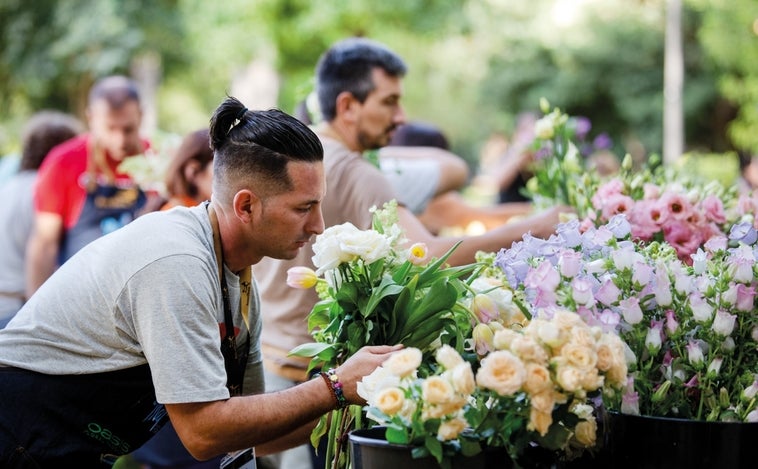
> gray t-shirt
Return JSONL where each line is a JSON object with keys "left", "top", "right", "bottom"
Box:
{"left": 0, "top": 170, "right": 37, "bottom": 323}
{"left": 0, "top": 203, "right": 263, "bottom": 403}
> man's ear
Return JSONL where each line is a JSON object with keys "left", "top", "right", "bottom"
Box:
{"left": 233, "top": 189, "right": 260, "bottom": 222}
{"left": 335, "top": 91, "right": 359, "bottom": 123}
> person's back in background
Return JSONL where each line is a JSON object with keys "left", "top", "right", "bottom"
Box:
{"left": 387, "top": 121, "right": 533, "bottom": 234}
{"left": 0, "top": 111, "right": 83, "bottom": 327}
{"left": 25, "top": 75, "right": 150, "bottom": 298}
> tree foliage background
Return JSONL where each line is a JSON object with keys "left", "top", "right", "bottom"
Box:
{"left": 0, "top": 0, "right": 756, "bottom": 173}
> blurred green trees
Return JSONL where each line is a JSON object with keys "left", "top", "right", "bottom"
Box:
{"left": 0, "top": 0, "right": 756, "bottom": 170}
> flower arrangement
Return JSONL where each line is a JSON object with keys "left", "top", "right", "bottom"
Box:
{"left": 358, "top": 306, "right": 628, "bottom": 468}
{"left": 493, "top": 214, "right": 758, "bottom": 423}
{"left": 287, "top": 200, "right": 633, "bottom": 468}
{"left": 523, "top": 100, "right": 756, "bottom": 262}
{"left": 287, "top": 200, "right": 482, "bottom": 468}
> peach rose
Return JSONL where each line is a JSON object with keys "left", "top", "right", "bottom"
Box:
{"left": 375, "top": 387, "right": 405, "bottom": 416}
{"left": 476, "top": 350, "right": 526, "bottom": 396}
{"left": 383, "top": 347, "right": 422, "bottom": 378}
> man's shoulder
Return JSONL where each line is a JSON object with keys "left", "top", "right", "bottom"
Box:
{"left": 42, "top": 134, "right": 89, "bottom": 167}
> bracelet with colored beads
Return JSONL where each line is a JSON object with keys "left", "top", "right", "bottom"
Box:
{"left": 319, "top": 368, "right": 348, "bottom": 409}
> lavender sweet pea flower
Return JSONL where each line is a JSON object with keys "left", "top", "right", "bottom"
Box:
{"left": 653, "top": 268, "right": 672, "bottom": 307}
{"left": 704, "top": 235, "right": 727, "bottom": 253}
{"left": 598, "top": 308, "right": 621, "bottom": 332}
{"left": 619, "top": 297, "right": 644, "bottom": 325}
{"left": 645, "top": 320, "right": 664, "bottom": 353}
{"left": 735, "top": 284, "right": 756, "bottom": 312}
{"left": 665, "top": 310, "right": 679, "bottom": 335}
{"left": 707, "top": 357, "right": 724, "bottom": 379}
{"left": 605, "top": 214, "right": 632, "bottom": 239}
{"left": 712, "top": 309, "right": 737, "bottom": 336}
{"left": 558, "top": 249, "right": 582, "bottom": 278}
{"left": 631, "top": 261, "right": 654, "bottom": 286}
{"left": 728, "top": 244, "right": 755, "bottom": 284}
{"left": 686, "top": 340, "right": 705, "bottom": 367}
{"left": 596, "top": 279, "right": 621, "bottom": 306}
{"left": 524, "top": 260, "right": 560, "bottom": 292}
{"left": 690, "top": 248, "right": 708, "bottom": 275}
{"left": 729, "top": 221, "right": 758, "bottom": 245}
{"left": 593, "top": 132, "right": 613, "bottom": 151}
{"left": 571, "top": 276, "right": 594, "bottom": 305}
{"left": 688, "top": 293, "right": 714, "bottom": 322}
{"left": 556, "top": 219, "right": 583, "bottom": 248}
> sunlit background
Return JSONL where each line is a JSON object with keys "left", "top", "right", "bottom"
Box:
{"left": 1, "top": 0, "right": 756, "bottom": 185}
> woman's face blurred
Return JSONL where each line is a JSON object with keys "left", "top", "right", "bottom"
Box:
{"left": 194, "top": 161, "right": 214, "bottom": 202}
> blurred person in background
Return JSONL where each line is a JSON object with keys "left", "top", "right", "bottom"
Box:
{"left": 159, "top": 128, "right": 215, "bottom": 211}
{"left": 0, "top": 110, "right": 84, "bottom": 327}
{"left": 25, "top": 75, "right": 151, "bottom": 298}
{"left": 387, "top": 121, "right": 533, "bottom": 234}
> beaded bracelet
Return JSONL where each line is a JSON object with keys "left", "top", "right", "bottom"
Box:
{"left": 319, "top": 368, "right": 348, "bottom": 409}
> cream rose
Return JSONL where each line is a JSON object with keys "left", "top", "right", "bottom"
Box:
{"left": 529, "top": 389, "right": 556, "bottom": 413}
{"left": 492, "top": 328, "right": 519, "bottom": 351}
{"left": 476, "top": 350, "right": 526, "bottom": 396}
{"left": 422, "top": 376, "right": 455, "bottom": 405}
{"left": 523, "top": 363, "right": 553, "bottom": 395}
{"left": 357, "top": 366, "right": 401, "bottom": 402}
{"left": 560, "top": 342, "right": 597, "bottom": 370}
{"left": 555, "top": 363, "right": 582, "bottom": 392}
{"left": 435, "top": 344, "right": 464, "bottom": 370}
{"left": 383, "top": 347, "right": 422, "bottom": 378}
{"left": 437, "top": 417, "right": 468, "bottom": 441}
{"left": 573, "top": 418, "right": 598, "bottom": 446}
{"left": 510, "top": 335, "right": 549, "bottom": 364}
{"left": 374, "top": 387, "right": 406, "bottom": 416}
{"left": 449, "top": 362, "right": 476, "bottom": 395}
{"left": 528, "top": 408, "right": 553, "bottom": 436}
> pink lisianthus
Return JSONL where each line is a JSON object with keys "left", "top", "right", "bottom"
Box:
{"left": 661, "top": 220, "right": 703, "bottom": 261}
{"left": 659, "top": 191, "right": 693, "bottom": 221}
{"left": 591, "top": 178, "right": 625, "bottom": 209}
{"left": 700, "top": 194, "right": 727, "bottom": 224}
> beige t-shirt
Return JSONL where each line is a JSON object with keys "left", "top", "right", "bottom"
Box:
{"left": 254, "top": 137, "right": 397, "bottom": 379}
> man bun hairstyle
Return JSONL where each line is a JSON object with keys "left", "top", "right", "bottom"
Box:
{"left": 209, "top": 96, "right": 323, "bottom": 199}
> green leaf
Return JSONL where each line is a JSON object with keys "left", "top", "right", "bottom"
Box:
{"left": 288, "top": 342, "right": 332, "bottom": 358}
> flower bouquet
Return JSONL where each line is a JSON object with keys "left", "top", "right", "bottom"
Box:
{"left": 287, "top": 201, "right": 483, "bottom": 468}
{"left": 357, "top": 306, "right": 628, "bottom": 469}
{"left": 493, "top": 214, "right": 758, "bottom": 423}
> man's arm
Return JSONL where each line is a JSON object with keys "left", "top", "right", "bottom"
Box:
{"left": 166, "top": 345, "right": 400, "bottom": 461}
{"left": 25, "top": 212, "right": 63, "bottom": 297}
{"left": 398, "top": 203, "right": 569, "bottom": 267}
{"left": 418, "top": 192, "right": 534, "bottom": 234}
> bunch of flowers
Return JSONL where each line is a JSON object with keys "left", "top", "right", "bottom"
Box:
{"left": 524, "top": 101, "right": 755, "bottom": 262}
{"left": 358, "top": 306, "right": 628, "bottom": 468}
{"left": 522, "top": 98, "right": 610, "bottom": 216}
{"left": 287, "top": 201, "right": 482, "bottom": 468}
{"left": 494, "top": 214, "right": 758, "bottom": 423}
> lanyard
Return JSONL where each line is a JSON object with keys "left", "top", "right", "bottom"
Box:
{"left": 208, "top": 204, "right": 252, "bottom": 331}
{"left": 208, "top": 203, "right": 252, "bottom": 395}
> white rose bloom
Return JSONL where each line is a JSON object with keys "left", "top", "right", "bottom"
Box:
{"left": 383, "top": 347, "right": 423, "bottom": 378}
{"left": 435, "top": 345, "right": 464, "bottom": 370}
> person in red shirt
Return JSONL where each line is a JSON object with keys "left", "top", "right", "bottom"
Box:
{"left": 26, "top": 75, "right": 150, "bottom": 296}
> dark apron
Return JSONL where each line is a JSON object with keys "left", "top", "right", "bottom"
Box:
{"left": 60, "top": 182, "right": 146, "bottom": 263}
{"left": 0, "top": 365, "right": 165, "bottom": 468}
